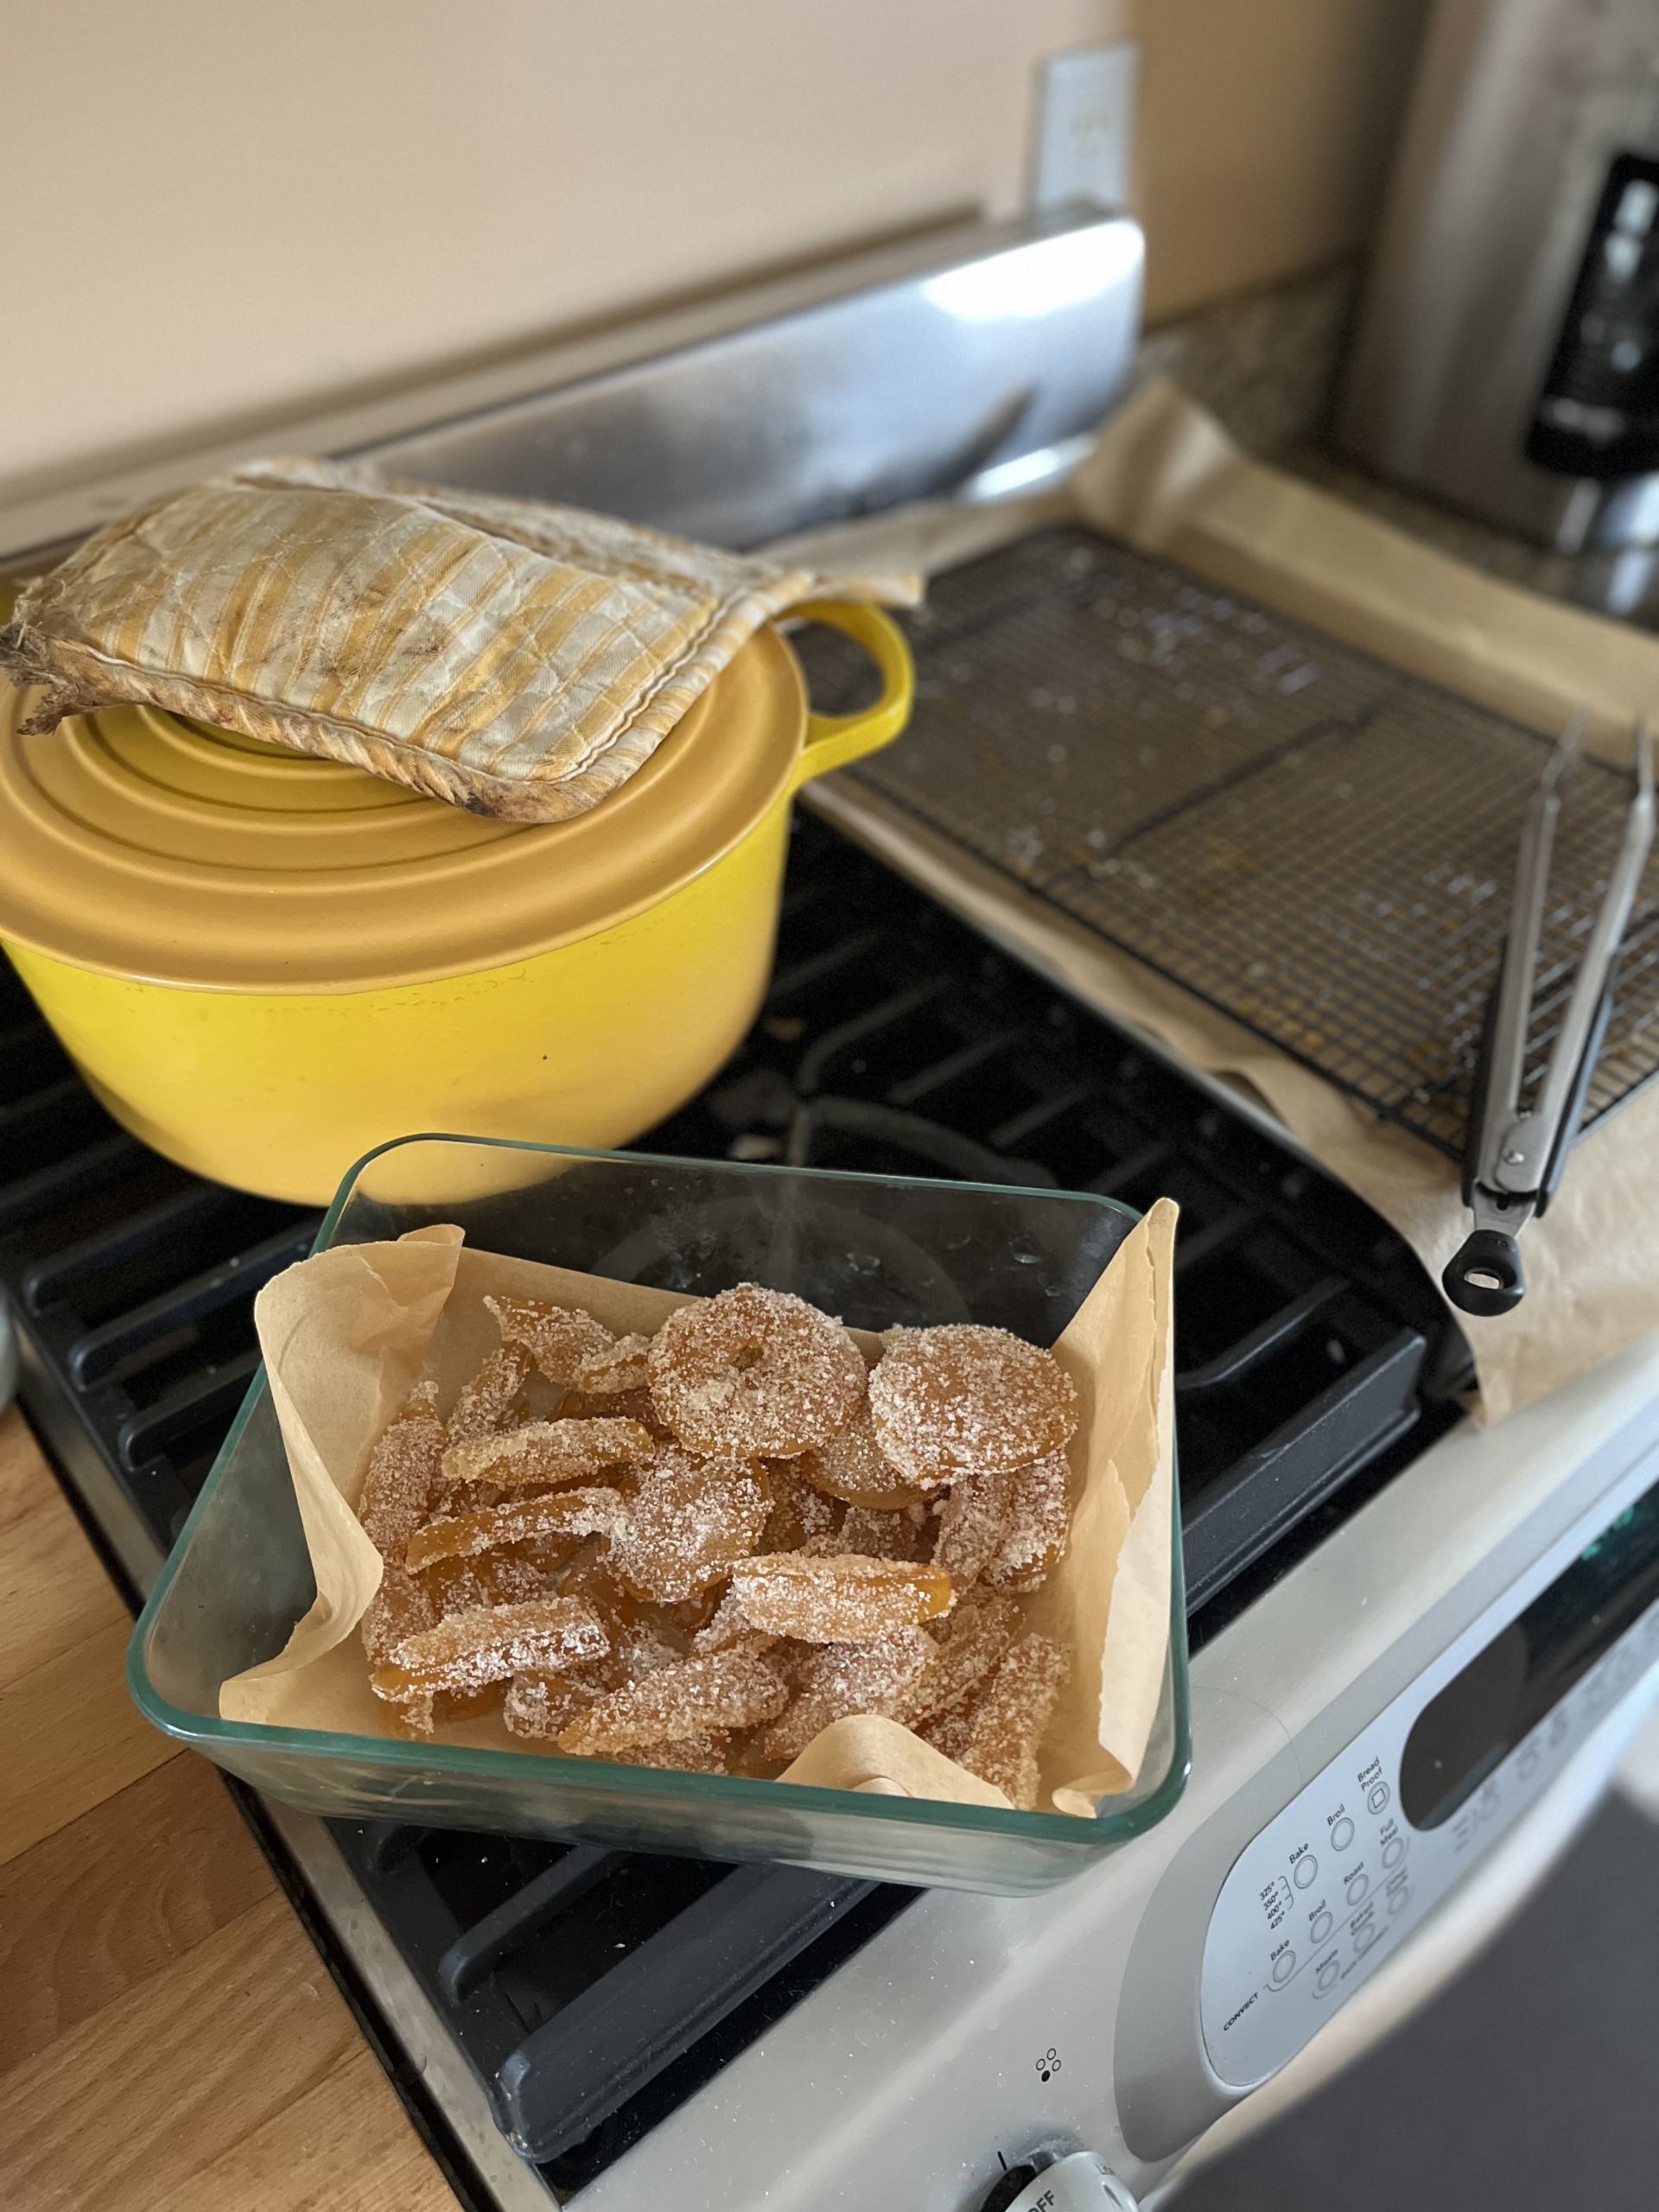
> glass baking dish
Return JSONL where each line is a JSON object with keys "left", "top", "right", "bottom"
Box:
{"left": 128, "top": 1136, "right": 1190, "bottom": 1893}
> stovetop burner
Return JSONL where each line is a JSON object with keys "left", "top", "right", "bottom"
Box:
{"left": 0, "top": 810, "right": 1471, "bottom": 2205}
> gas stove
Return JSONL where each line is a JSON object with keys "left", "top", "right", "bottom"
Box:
{"left": 0, "top": 803, "right": 1473, "bottom": 2206}
{"left": 6, "top": 214, "right": 1659, "bottom": 2212}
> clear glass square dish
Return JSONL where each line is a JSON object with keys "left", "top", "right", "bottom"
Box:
{"left": 128, "top": 1136, "right": 1190, "bottom": 1893}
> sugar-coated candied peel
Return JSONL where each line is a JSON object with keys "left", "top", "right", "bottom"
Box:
{"left": 557, "top": 1649, "right": 787, "bottom": 1757}
{"left": 982, "top": 1450, "right": 1072, "bottom": 1591}
{"left": 429, "top": 1686, "right": 505, "bottom": 1725}
{"left": 503, "top": 1661, "right": 611, "bottom": 1742}
{"left": 919, "top": 1702, "right": 973, "bottom": 1763}
{"left": 551, "top": 1533, "right": 632, "bottom": 1619}
{"left": 353, "top": 1274, "right": 1105, "bottom": 1803}
{"left": 358, "top": 1383, "right": 447, "bottom": 1561}
{"left": 868, "top": 1325, "right": 1078, "bottom": 1486}
{"left": 574, "top": 1384, "right": 673, "bottom": 1439}
{"left": 512, "top": 1529, "right": 587, "bottom": 1577}
{"left": 574, "top": 1333, "right": 653, "bottom": 1396}
{"left": 373, "top": 1597, "right": 610, "bottom": 1732}
{"left": 794, "top": 1409, "right": 925, "bottom": 1510}
{"left": 606, "top": 1449, "right": 771, "bottom": 1604}
{"left": 757, "top": 1627, "right": 933, "bottom": 1760}
{"left": 609, "top": 1615, "right": 683, "bottom": 1681}
{"left": 484, "top": 1294, "right": 614, "bottom": 1383}
{"left": 760, "top": 1459, "right": 844, "bottom": 1551}
{"left": 647, "top": 1282, "right": 866, "bottom": 1459}
{"left": 730, "top": 1551, "right": 953, "bottom": 1641}
{"left": 839, "top": 1500, "right": 933, "bottom": 1562}
{"left": 941, "top": 1633, "right": 1068, "bottom": 1810}
{"left": 407, "top": 1484, "right": 626, "bottom": 1570}
{"left": 690, "top": 1585, "right": 770, "bottom": 1654}
{"left": 440, "top": 1473, "right": 507, "bottom": 1518}
{"left": 415, "top": 1550, "right": 545, "bottom": 1616}
{"left": 902, "top": 1586, "right": 1021, "bottom": 1726}
{"left": 610, "top": 1732, "right": 731, "bottom": 1773}
{"left": 932, "top": 1465, "right": 1020, "bottom": 1586}
{"left": 447, "top": 1341, "right": 534, "bottom": 1444}
{"left": 441, "top": 1416, "right": 657, "bottom": 1493}
{"left": 360, "top": 1562, "right": 437, "bottom": 1668}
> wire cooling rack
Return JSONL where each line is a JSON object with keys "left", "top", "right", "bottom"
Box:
{"left": 837, "top": 526, "right": 1659, "bottom": 1160}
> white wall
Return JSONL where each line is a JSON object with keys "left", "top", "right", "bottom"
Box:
{"left": 3, "top": 0, "right": 1427, "bottom": 506}
{"left": 3, "top": 0, "right": 1122, "bottom": 492}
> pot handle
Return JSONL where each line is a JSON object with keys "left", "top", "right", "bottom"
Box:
{"left": 787, "top": 601, "right": 915, "bottom": 795}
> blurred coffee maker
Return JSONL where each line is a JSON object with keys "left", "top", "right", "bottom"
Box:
{"left": 1339, "top": 0, "right": 1659, "bottom": 563}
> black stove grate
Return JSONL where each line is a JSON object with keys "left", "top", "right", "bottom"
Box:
{"left": 320, "top": 1815, "right": 913, "bottom": 2189}
{"left": 0, "top": 810, "right": 1469, "bottom": 2202}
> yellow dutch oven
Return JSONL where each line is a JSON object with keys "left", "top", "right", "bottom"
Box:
{"left": 0, "top": 601, "right": 912, "bottom": 1205}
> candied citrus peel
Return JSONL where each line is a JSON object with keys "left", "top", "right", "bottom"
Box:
{"left": 729, "top": 1551, "right": 953, "bottom": 1641}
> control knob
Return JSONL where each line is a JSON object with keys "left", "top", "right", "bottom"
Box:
{"left": 978, "top": 2150, "right": 1141, "bottom": 2212}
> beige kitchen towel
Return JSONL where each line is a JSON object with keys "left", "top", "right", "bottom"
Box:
{"left": 772, "top": 379, "right": 1659, "bottom": 1422}
{"left": 0, "top": 458, "right": 918, "bottom": 822}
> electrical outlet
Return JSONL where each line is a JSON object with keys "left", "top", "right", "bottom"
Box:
{"left": 1032, "top": 42, "right": 1139, "bottom": 215}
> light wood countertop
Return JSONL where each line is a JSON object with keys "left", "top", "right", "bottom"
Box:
{"left": 0, "top": 1405, "right": 462, "bottom": 2212}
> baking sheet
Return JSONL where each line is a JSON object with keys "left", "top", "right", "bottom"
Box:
{"left": 772, "top": 380, "right": 1659, "bottom": 1422}
{"left": 837, "top": 529, "right": 1659, "bottom": 1161}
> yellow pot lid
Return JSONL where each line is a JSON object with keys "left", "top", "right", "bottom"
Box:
{"left": 0, "top": 625, "right": 807, "bottom": 994}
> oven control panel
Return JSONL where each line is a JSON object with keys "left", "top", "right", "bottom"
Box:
{"left": 1200, "top": 1467, "right": 1659, "bottom": 2090}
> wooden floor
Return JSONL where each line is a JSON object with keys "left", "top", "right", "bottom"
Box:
{"left": 0, "top": 1405, "right": 461, "bottom": 2212}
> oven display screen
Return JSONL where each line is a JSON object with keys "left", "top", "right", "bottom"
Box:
{"left": 1401, "top": 1473, "right": 1659, "bottom": 1830}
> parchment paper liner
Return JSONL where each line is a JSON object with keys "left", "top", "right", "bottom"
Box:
{"left": 221, "top": 1202, "right": 1177, "bottom": 1817}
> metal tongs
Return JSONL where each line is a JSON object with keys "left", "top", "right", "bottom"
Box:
{"left": 1443, "top": 716, "right": 1655, "bottom": 1318}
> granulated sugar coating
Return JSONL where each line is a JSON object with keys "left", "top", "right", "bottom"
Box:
{"left": 868, "top": 1325, "right": 1078, "bottom": 1485}
{"left": 359, "top": 1392, "right": 447, "bottom": 1561}
{"left": 731, "top": 1551, "right": 954, "bottom": 1641}
{"left": 607, "top": 1450, "right": 771, "bottom": 1604}
{"left": 557, "top": 1649, "right": 788, "bottom": 1757}
{"left": 839, "top": 1500, "right": 932, "bottom": 1562}
{"left": 691, "top": 1584, "right": 774, "bottom": 1655}
{"left": 372, "top": 1596, "right": 609, "bottom": 1731}
{"left": 906, "top": 1586, "right": 1022, "bottom": 1726}
{"left": 932, "top": 1465, "right": 1019, "bottom": 1585}
{"left": 360, "top": 1560, "right": 437, "bottom": 1668}
{"left": 485, "top": 1294, "right": 613, "bottom": 1384}
{"left": 407, "top": 1484, "right": 626, "bottom": 1569}
{"left": 573, "top": 1333, "right": 653, "bottom": 1395}
{"left": 948, "top": 1633, "right": 1069, "bottom": 1810}
{"left": 648, "top": 1283, "right": 866, "bottom": 1459}
{"left": 795, "top": 1408, "right": 926, "bottom": 1509}
{"left": 419, "top": 1550, "right": 546, "bottom": 1617}
{"left": 761, "top": 1459, "right": 845, "bottom": 1552}
{"left": 757, "top": 1628, "right": 933, "bottom": 1759}
{"left": 441, "top": 1416, "right": 657, "bottom": 1492}
{"left": 447, "top": 1341, "right": 534, "bottom": 1442}
{"left": 351, "top": 1276, "right": 1109, "bottom": 1808}
{"left": 611, "top": 1731, "right": 733, "bottom": 1772}
{"left": 984, "top": 1451, "right": 1072, "bottom": 1592}
{"left": 503, "top": 1661, "right": 613, "bottom": 1741}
